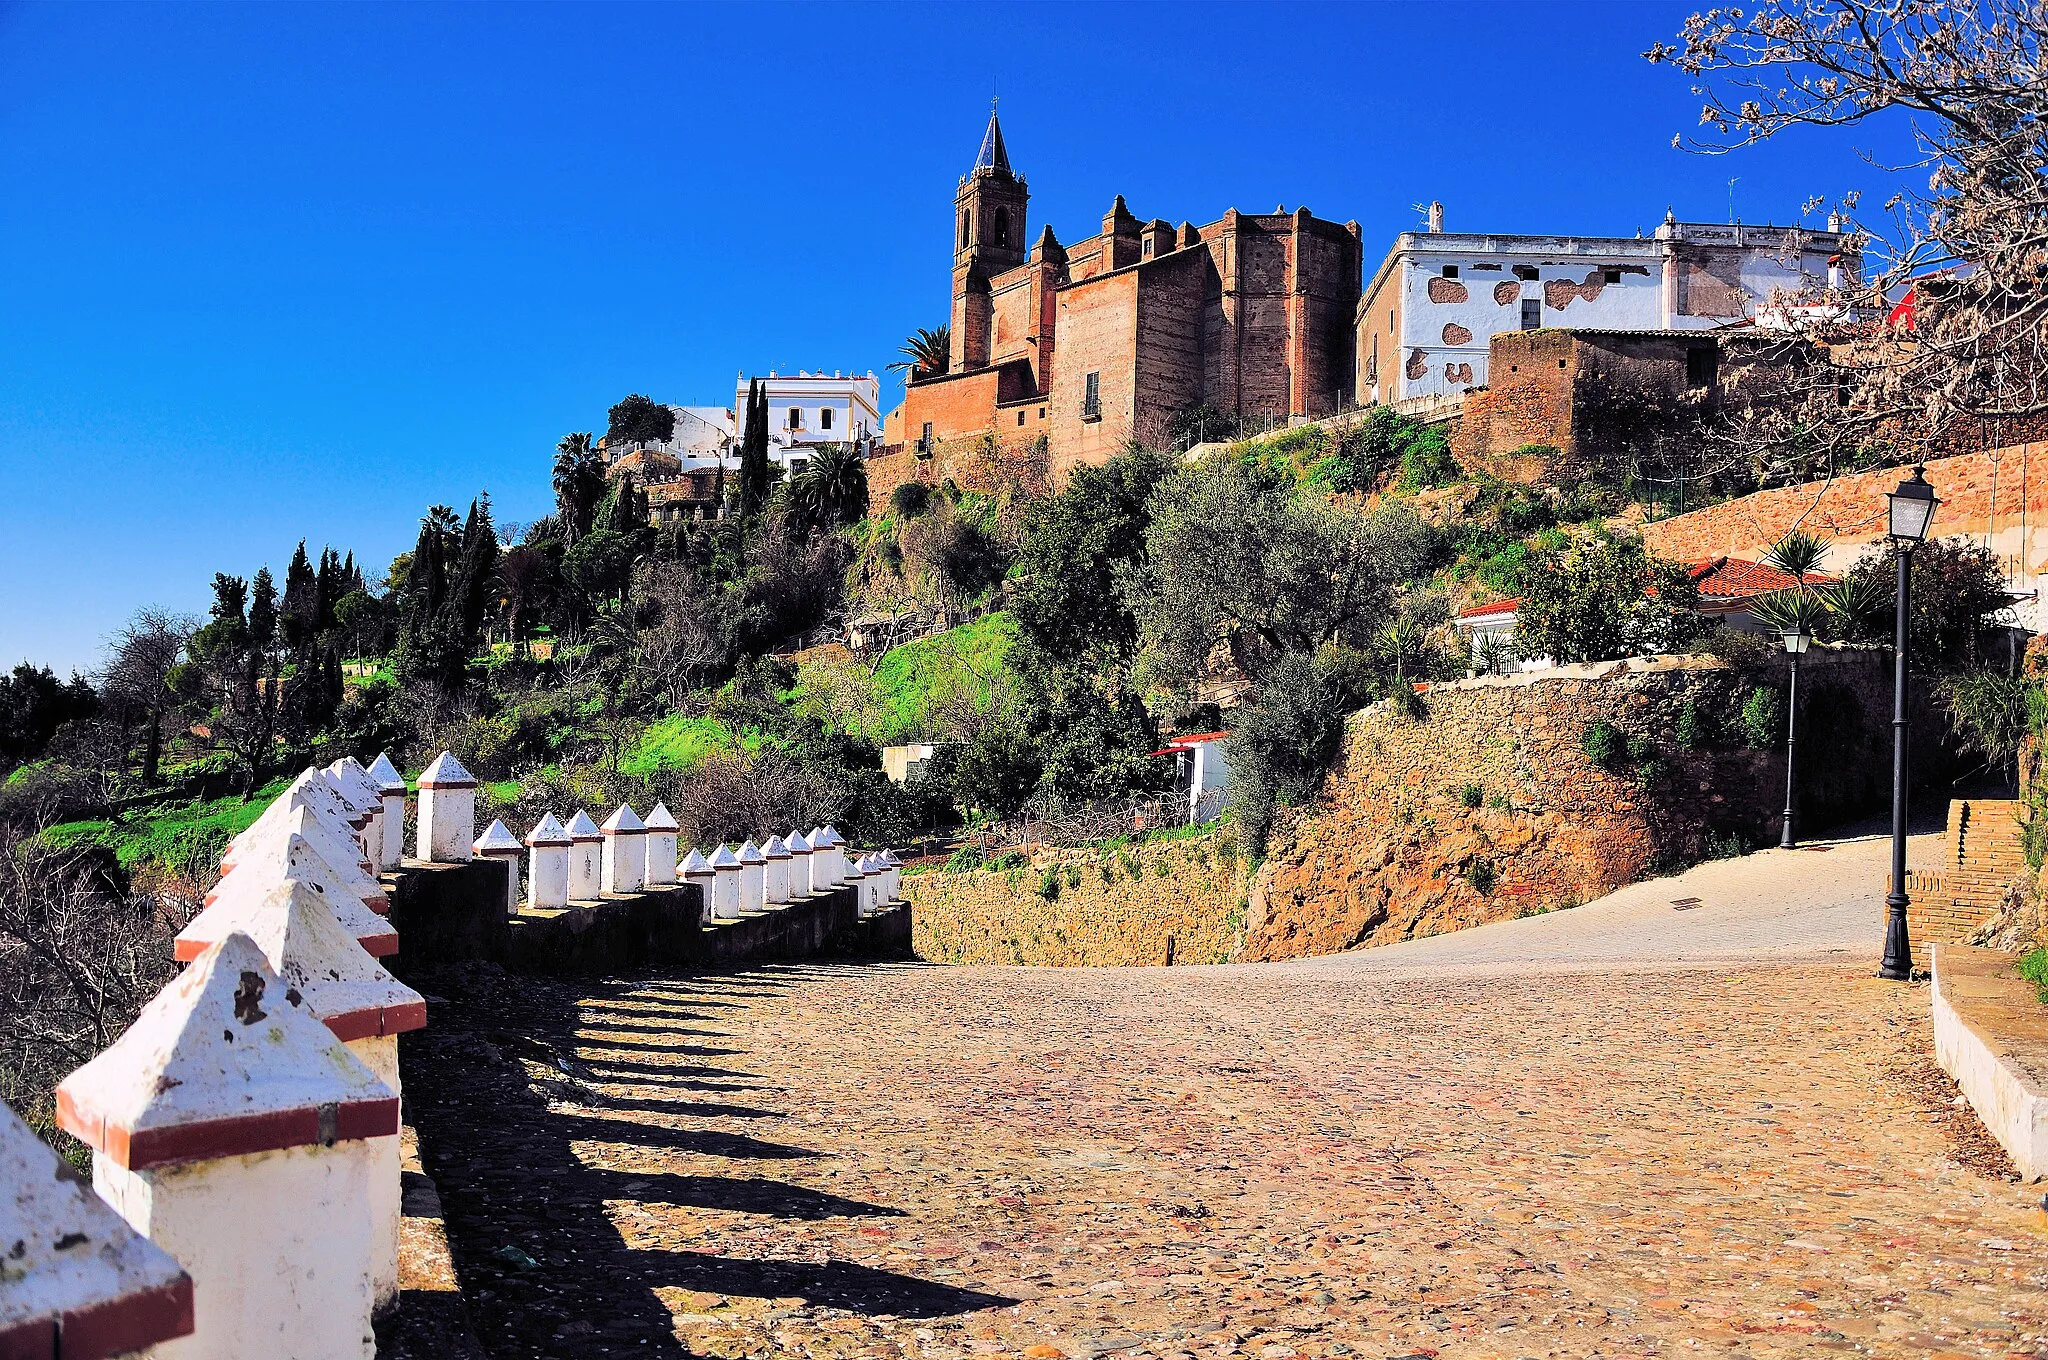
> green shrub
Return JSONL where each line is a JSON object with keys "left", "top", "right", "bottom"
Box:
{"left": 1582, "top": 721, "right": 1627, "bottom": 771}
{"left": 1487, "top": 791, "right": 1512, "bottom": 812}
{"left": 988, "top": 849, "right": 1030, "bottom": 871}
{"left": 1738, "top": 686, "right": 1785, "bottom": 750}
{"left": 1675, "top": 700, "right": 1711, "bottom": 751}
{"left": 1625, "top": 733, "right": 1651, "bottom": 764}
{"left": 1065, "top": 864, "right": 1081, "bottom": 889}
{"left": 2018, "top": 947, "right": 2048, "bottom": 1004}
{"left": 1707, "top": 829, "right": 1753, "bottom": 860}
{"left": 945, "top": 845, "right": 988, "bottom": 873}
{"left": 1037, "top": 868, "right": 1061, "bottom": 900}
{"left": 1468, "top": 860, "right": 1497, "bottom": 894}
{"left": 1460, "top": 783, "right": 1483, "bottom": 809}
{"left": 890, "top": 481, "right": 932, "bottom": 518}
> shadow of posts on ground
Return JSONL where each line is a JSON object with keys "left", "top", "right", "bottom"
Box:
{"left": 396, "top": 961, "right": 1012, "bottom": 1357}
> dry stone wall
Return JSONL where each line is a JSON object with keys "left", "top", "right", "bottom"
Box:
{"left": 1245, "top": 648, "right": 1946, "bottom": 961}
{"left": 905, "top": 831, "right": 1250, "bottom": 966}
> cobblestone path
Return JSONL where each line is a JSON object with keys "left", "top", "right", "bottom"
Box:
{"left": 405, "top": 956, "right": 2047, "bottom": 1360}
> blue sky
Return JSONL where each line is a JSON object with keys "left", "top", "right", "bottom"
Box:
{"left": 0, "top": 0, "right": 1912, "bottom": 674}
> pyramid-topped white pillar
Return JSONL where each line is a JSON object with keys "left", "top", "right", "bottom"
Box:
{"left": 600, "top": 805, "right": 647, "bottom": 895}
{"left": 366, "top": 753, "right": 407, "bottom": 870}
{"left": 564, "top": 810, "right": 602, "bottom": 902}
{"left": 473, "top": 819, "right": 523, "bottom": 916}
{"left": 416, "top": 751, "right": 477, "bottom": 863}
{"left": 217, "top": 797, "right": 384, "bottom": 900}
{"left": 784, "top": 829, "right": 814, "bottom": 897}
{"left": 736, "top": 839, "right": 766, "bottom": 913}
{"left": 708, "top": 844, "right": 742, "bottom": 920}
{"left": 845, "top": 853, "right": 872, "bottom": 916}
{"left": 323, "top": 760, "right": 382, "bottom": 862}
{"left": 223, "top": 774, "right": 376, "bottom": 884}
{"left": 0, "top": 1097, "right": 195, "bottom": 1356}
{"left": 524, "top": 814, "right": 571, "bottom": 909}
{"left": 57, "top": 933, "right": 398, "bottom": 1359}
{"left": 240, "top": 881, "right": 426, "bottom": 1315}
{"left": 882, "top": 849, "right": 903, "bottom": 902}
{"left": 762, "top": 835, "right": 790, "bottom": 904}
{"left": 644, "top": 802, "right": 679, "bottom": 886}
{"left": 680, "top": 848, "right": 715, "bottom": 924}
{"left": 812, "top": 825, "right": 845, "bottom": 888}
{"left": 181, "top": 830, "right": 399, "bottom": 962}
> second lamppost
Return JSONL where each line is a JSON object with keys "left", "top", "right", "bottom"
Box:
{"left": 1779, "top": 625, "right": 1811, "bottom": 848}
{"left": 1879, "top": 465, "right": 1940, "bottom": 981}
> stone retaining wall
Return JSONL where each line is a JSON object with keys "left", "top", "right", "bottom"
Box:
{"left": 904, "top": 831, "right": 1250, "bottom": 966}
{"left": 1247, "top": 648, "right": 1947, "bottom": 961}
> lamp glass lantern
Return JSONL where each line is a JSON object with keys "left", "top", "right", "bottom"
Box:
{"left": 1886, "top": 465, "right": 1940, "bottom": 543}
{"left": 1781, "top": 628, "right": 1811, "bottom": 656}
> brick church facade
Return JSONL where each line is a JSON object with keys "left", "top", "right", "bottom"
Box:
{"left": 878, "top": 110, "right": 1363, "bottom": 493}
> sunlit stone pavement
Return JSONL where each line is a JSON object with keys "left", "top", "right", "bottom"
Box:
{"left": 406, "top": 951, "right": 2046, "bottom": 1359}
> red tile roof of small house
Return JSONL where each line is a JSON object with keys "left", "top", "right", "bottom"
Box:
{"left": 1456, "top": 597, "right": 1521, "bottom": 621}
{"left": 1147, "top": 731, "right": 1231, "bottom": 758}
{"left": 1686, "top": 556, "right": 1836, "bottom": 602}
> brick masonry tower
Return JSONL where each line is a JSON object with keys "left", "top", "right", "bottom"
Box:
{"left": 951, "top": 103, "right": 1028, "bottom": 373}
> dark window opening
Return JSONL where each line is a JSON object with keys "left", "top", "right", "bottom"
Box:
{"left": 1514, "top": 265, "right": 1539, "bottom": 281}
{"left": 959, "top": 210, "right": 970, "bottom": 249}
{"left": 1686, "top": 347, "right": 1719, "bottom": 389}
{"left": 993, "top": 207, "right": 1010, "bottom": 247}
{"left": 1603, "top": 267, "right": 1623, "bottom": 284}
{"left": 1082, "top": 371, "right": 1102, "bottom": 420}
{"left": 820, "top": 408, "right": 832, "bottom": 430}
{"left": 1017, "top": 410, "right": 1025, "bottom": 426}
{"left": 1520, "top": 299, "right": 1542, "bottom": 331}
{"left": 1441, "top": 264, "right": 1460, "bottom": 278}
{"left": 787, "top": 407, "right": 803, "bottom": 430}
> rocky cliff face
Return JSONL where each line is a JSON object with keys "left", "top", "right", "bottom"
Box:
{"left": 1243, "top": 649, "right": 1937, "bottom": 962}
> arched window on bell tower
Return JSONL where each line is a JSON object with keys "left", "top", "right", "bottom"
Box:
{"left": 993, "top": 207, "right": 1010, "bottom": 248}
{"left": 959, "top": 209, "right": 971, "bottom": 249}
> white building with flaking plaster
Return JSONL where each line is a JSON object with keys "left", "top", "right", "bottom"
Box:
{"left": 1357, "top": 206, "right": 1859, "bottom": 404}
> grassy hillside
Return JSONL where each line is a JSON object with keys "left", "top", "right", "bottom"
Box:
{"left": 794, "top": 612, "right": 1019, "bottom": 747}
{"left": 41, "top": 778, "right": 291, "bottom": 883}
{"left": 620, "top": 714, "right": 773, "bottom": 776}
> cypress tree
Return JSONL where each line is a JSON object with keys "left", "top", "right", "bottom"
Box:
{"left": 739, "top": 379, "right": 771, "bottom": 515}
{"left": 281, "top": 541, "right": 316, "bottom": 650}
{"left": 452, "top": 495, "right": 499, "bottom": 645}
{"left": 248, "top": 568, "right": 278, "bottom": 649}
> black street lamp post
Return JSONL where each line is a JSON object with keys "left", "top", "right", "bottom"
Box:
{"left": 1879, "top": 465, "right": 1940, "bottom": 981}
{"left": 1779, "top": 626, "right": 1810, "bottom": 849}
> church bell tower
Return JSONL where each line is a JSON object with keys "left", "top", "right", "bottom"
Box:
{"left": 951, "top": 104, "right": 1028, "bottom": 373}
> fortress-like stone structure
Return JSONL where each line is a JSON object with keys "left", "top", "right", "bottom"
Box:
{"left": 879, "top": 108, "right": 1363, "bottom": 493}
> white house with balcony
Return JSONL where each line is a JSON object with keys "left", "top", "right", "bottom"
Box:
{"left": 735, "top": 370, "right": 883, "bottom": 473}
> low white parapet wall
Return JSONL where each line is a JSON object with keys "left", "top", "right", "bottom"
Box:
{"left": 1932, "top": 944, "right": 2048, "bottom": 1182}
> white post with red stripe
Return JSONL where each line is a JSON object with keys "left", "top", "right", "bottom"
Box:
{"left": 0, "top": 1098, "right": 194, "bottom": 1357}
{"left": 415, "top": 751, "right": 477, "bottom": 864}
{"left": 473, "top": 820, "right": 523, "bottom": 916}
{"left": 366, "top": 753, "right": 407, "bottom": 870}
{"left": 56, "top": 933, "right": 398, "bottom": 1359}
{"left": 239, "top": 881, "right": 426, "bottom": 1315}
{"left": 643, "top": 802, "right": 679, "bottom": 886}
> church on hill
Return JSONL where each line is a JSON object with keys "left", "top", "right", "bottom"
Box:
{"left": 880, "top": 108, "right": 1363, "bottom": 489}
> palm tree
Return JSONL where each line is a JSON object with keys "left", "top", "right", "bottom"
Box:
{"left": 788, "top": 443, "right": 870, "bottom": 528}
{"left": 552, "top": 432, "right": 607, "bottom": 544}
{"left": 1761, "top": 528, "right": 1828, "bottom": 586}
{"left": 887, "top": 326, "right": 952, "bottom": 378}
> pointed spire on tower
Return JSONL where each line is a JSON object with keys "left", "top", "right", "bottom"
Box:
{"left": 973, "top": 97, "right": 1011, "bottom": 176}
